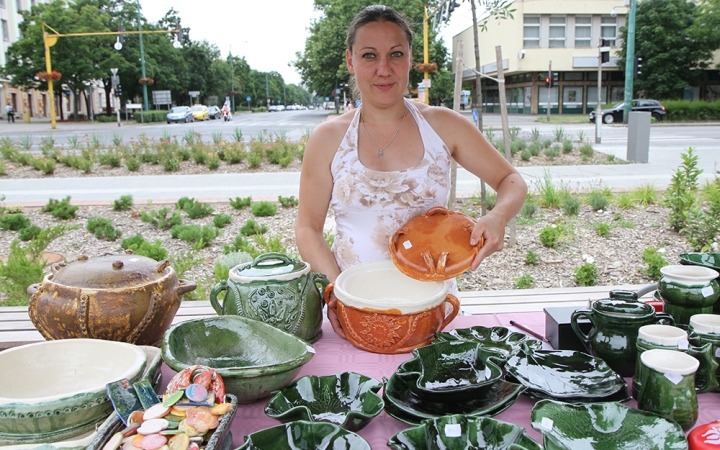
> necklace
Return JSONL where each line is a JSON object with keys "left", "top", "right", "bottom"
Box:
{"left": 361, "top": 108, "right": 408, "bottom": 159}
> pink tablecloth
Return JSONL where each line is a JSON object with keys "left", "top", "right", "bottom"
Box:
{"left": 160, "top": 312, "right": 720, "bottom": 449}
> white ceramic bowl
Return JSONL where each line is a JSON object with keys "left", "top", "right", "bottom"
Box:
{"left": 638, "top": 324, "right": 688, "bottom": 347}
{"left": 641, "top": 349, "right": 699, "bottom": 376}
{"left": 0, "top": 339, "right": 148, "bottom": 445}
{"left": 660, "top": 265, "right": 719, "bottom": 284}
{"left": 689, "top": 314, "right": 720, "bottom": 335}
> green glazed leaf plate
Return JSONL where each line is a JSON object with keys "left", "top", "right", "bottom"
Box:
{"left": 264, "top": 372, "right": 383, "bottom": 432}
{"left": 383, "top": 372, "right": 526, "bottom": 425}
{"left": 435, "top": 325, "right": 543, "bottom": 361}
{"left": 679, "top": 252, "right": 720, "bottom": 272}
{"left": 236, "top": 420, "right": 371, "bottom": 450}
{"left": 531, "top": 400, "right": 688, "bottom": 450}
{"left": 506, "top": 347, "right": 630, "bottom": 401}
{"left": 388, "top": 414, "right": 542, "bottom": 450}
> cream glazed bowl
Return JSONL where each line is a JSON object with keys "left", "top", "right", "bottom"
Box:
{"left": 324, "top": 261, "right": 460, "bottom": 354}
{"left": 0, "top": 339, "right": 148, "bottom": 445}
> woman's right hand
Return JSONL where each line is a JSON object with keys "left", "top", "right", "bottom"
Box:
{"left": 325, "top": 292, "right": 347, "bottom": 339}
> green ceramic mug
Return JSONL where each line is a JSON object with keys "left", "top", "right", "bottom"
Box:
{"left": 659, "top": 265, "right": 720, "bottom": 325}
{"left": 688, "top": 314, "right": 720, "bottom": 393}
{"left": 571, "top": 299, "right": 674, "bottom": 377}
{"left": 632, "top": 324, "right": 718, "bottom": 399}
{"left": 637, "top": 348, "right": 699, "bottom": 431}
{"left": 209, "top": 253, "right": 329, "bottom": 343}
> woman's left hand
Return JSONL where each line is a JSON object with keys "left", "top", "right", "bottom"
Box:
{"left": 469, "top": 213, "right": 507, "bottom": 270}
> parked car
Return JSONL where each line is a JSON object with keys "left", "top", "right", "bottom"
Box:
{"left": 207, "top": 105, "right": 222, "bottom": 120}
{"left": 268, "top": 105, "right": 278, "bottom": 112}
{"left": 589, "top": 99, "right": 666, "bottom": 124}
{"left": 190, "top": 105, "right": 210, "bottom": 121}
{"left": 166, "top": 106, "right": 194, "bottom": 124}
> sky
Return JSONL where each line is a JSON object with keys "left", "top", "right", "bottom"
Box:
{"left": 138, "top": 1, "right": 474, "bottom": 86}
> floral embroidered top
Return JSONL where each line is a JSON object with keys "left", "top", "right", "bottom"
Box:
{"left": 330, "top": 98, "right": 452, "bottom": 271}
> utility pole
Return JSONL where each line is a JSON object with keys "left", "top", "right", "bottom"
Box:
{"left": 469, "top": 0, "right": 483, "bottom": 131}
{"left": 596, "top": 40, "right": 604, "bottom": 144}
{"left": 423, "top": 6, "right": 430, "bottom": 104}
{"left": 495, "top": 45, "right": 516, "bottom": 246}
{"left": 623, "top": 0, "right": 637, "bottom": 123}
{"left": 136, "top": 0, "right": 148, "bottom": 112}
{"left": 449, "top": 40, "right": 464, "bottom": 210}
{"left": 547, "top": 61, "right": 552, "bottom": 122}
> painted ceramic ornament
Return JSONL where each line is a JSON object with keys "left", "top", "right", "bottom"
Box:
{"left": 689, "top": 420, "right": 720, "bottom": 449}
{"left": 236, "top": 421, "right": 371, "bottom": 449}
{"left": 184, "top": 384, "right": 208, "bottom": 403}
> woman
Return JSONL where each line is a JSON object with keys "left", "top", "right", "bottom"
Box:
{"left": 295, "top": 5, "right": 527, "bottom": 337}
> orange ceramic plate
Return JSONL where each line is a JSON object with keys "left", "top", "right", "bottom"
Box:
{"left": 389, "top": 206, "right": 482, "bottom": 281}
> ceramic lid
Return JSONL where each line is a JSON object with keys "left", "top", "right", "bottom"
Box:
{"left": 230, "top": 253, "right": 310, "bottom": 283}
{"left": 593, "top": 299, "right": 655, "bottom": 317}
{"left": 49, "top": 254, "right": 173, "bottom": 289}
{"left": 389, "top": 206, "right": 481, "bottom": 281}
{"left": 332, "top": 260, "right": 449, "bottom": 315}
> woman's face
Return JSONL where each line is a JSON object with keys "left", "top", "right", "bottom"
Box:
{"left": 346, "top": 21, "right": 412, "bottom": 106}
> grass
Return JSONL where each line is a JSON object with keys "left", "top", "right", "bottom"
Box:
{"left": 535, "top": 115, "right": 590, "bottom": 124}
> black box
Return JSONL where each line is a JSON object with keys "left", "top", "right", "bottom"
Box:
{"left": 544, "top": 306, "right": 593, "bottom": 351}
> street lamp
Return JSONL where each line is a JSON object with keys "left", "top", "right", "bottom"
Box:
{"left": 135, "top": 0, "right": 149, "bottom": 112}
{"left": 622, "top": 0, "right": 637, "bottom": 123}
{"left": 229, "top": 49, "right": 235, "bottom": 113}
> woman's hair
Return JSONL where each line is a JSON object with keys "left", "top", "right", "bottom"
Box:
{"left": 346, "top": 5, "right": 414, "bottom": 53}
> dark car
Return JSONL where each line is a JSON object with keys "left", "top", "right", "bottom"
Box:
{"left": 589, "top": 99, "right": 666, "bottom": 124}
{"left": 166, "top": 106, "right": 194, "bottom": 124}
{"left": 208, "top": 105, "right": 222, "bottom": 120}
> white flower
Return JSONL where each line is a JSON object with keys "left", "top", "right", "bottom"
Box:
{"left": 582, "top": 254, "right": 595, "bottom": 264}
{"left": 658, "top": 248, "right": 666, "bottom": 253}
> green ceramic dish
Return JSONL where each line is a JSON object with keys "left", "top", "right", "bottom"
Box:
{"left": 383, "top": 373, "right": 525, "bottom": 424}
{"left": 236, "top": 420, "right": 371, "bottom": 449}
{"left": 396, "top": 341, "right": 505, "bottom": 402}
{"left": 435, "top": 325, "right": 543, "bottom": 361}
{"left": 506, "top": 347, "right": 629, "bottom": 402}
{"left": 680, "top": 252, "right": 720, "bottom": 272}
{"left": 161, "top": 316, "right": 315, "bottom": 403}
{"left": 388, "top": 414, "right": 542, "bottom": 450}
{"left": 0, "top": 339, "right": 150, "bottom": 445}
{"left": 531, "top": 400, "right": 688, "bottom": 450}
{"left": 264, "top": 372, "right": 383, "bottom": 432}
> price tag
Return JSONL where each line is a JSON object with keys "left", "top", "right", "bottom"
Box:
{"left": 403, "top": 240, "right": 413, "bottom": 250}
{"left": 715, "top": 348, "right": 720, "bottom": 359}
{"left": 444, "top": 424, "right": 462, "bottom": 437}
{"left": 678, "top": 338, "right": 689, "bottom": 350}
{"left": 540, "top": 417, "right": 553, "bottom": 432}
{"left": 703, "top": 286, "right": 715, "bottom": 297}
{"left": 664, "top": 371, "right": 683, "bottom": 385}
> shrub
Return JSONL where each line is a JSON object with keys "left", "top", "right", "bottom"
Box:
{"left": 112, "top": 195, "right": 134, "bottom": 211}
{"left": 664, "top": 147, "right": 701, "bottom": 232}
{"left": 230, "top": 196, "right": 252, "bottom": 210}
{"left": 278, "top": 195, "right": 299, "bottom": 208}
{"left": 642, "top": 246, "right": 668, "bottom": 280}
{"left": 214, "top": 251, "right": 253, "bottom": 281}
{"left": 544, "top": 146, "right": 560, "bottom": 159}
{"left": 520, "top": 150, "right": 531, "bottom": 161}
{"left": 617, "top": 192, "right": 635, "bottom": 210}
{"left": 515, "top": 274, "right": 535, "bottom": 289}
{"left": 141, "top": 207, "right": 183, "bottom": 229}
{"left": 240, "top": 219, "right": 268, "bottom": 236}
{"left": 121, "top": 233, "right": 169, "bottom": 261}
{"left": 561, "top": 195, "right": 581, "bottom": 216}
{"left": 552, "top": 126, "right": 565, "bottom": 141}
{"left": 594, "top": 222, "right": 611, "bottom": 237}
{"left": 579, "top": 144, "right": 594, "bottom": 157}
{"left": 19, "top": 224, "right": 41, "bottom": 241}
{"left": 206, "top": 152, "right": 222, "bottom": 170}
{"left": 528, "top": 142, "right": 542, "bottom": 157}
{"left": 683, "top": 179, "right": 720, "bottom": 252}
{"left": 587, "top": 191, "right": 609, "bottom": 211}
{"left": 525, "top": 250, "right": 539, "bottom": 265}
{"left": 0, "top": 213, "right": 31, "bottom": 231}
{"left": 252, "top": 201, "right": 277, "bottom": 217}
{"left": 86, "top": 217, "right": 122, "bottom": 241}
{"left": 162, "top": 155, "right": 181, "bottom": 172}
{"left": 30, "top": 157, "right": 56, "bottom": 175}
{"left": 213, "top": 213, "right": 233, "bottom": 228}
{"left": 520, "top": 200, "right": 538, "bottom": 219}
{"left": 125, "top": 157, "right": 141, "bottom": 171}
{"left": 98, "top": 149, "right": 122, "bottom": 168}
{"left": 663, "top": 100, "right": 720, "bottom": 121}
{"left": 575, "top": 263, "right": 599, "bottom": 286}
{"left": 171, "top": 224, "right": 221, "bottom": 249}
{"left": 247, "top": 150, "right": 263, "bottom": 168}
{"left": 562, "top": 140, "right": 573, "bottom": 153}
{"left": 42, "top": 196, "right": 78, "bottom": 220}
{"left": 540, "top": 224, "right": 565, "bottom": 248}
{"left": 133, "top": 110, "right": 168, "bottom": 123}
{"left": 176, "top": 197, "right": 214, "bottom": 219}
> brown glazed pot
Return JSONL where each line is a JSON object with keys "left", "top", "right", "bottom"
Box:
{"left": 27, "top": 254, "right": 196, "bottom": 346}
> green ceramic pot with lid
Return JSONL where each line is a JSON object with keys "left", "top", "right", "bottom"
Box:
{"left": 571, "top": 298, "right": 674, "bottom": 377}
{"left": 209, "top": 252, "right": 328, "bottom": 343}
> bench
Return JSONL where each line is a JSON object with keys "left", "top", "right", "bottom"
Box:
{"left": 0, "top": 284, "right": 652, "bottom": 351}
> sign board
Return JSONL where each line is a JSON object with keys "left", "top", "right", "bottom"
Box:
{"left": 126, "top": 103, "right": 142, "bottom": 109}
{"left": 188, "top": 91, "right": 200, "bottom": 97}
{"left": 111, "top": 75, "right": 120, "bottom": 86}
{"left": 472, "top": 108, "right": 478, "bottom": 124}
{"left": 422, "top": 79, "right": 431, "bottom": 88}
{"left": 325, "top": 96, "right": 329, "bottom": 101}
{"left": 152, "top": 90, "right": 172, "bottom": 106}
{"left": 246, "top": 96, "right": 251, "bottom": 102}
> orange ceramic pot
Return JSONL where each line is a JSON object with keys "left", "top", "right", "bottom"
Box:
{"left": 324, "top": 261, "right": 460, "bottom": 354}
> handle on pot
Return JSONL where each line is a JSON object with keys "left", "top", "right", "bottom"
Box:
{"left": 209, "top": 280, "right": 228, "bottom": 315}
{"left": 609, "top": 290, "right": 639, "bottom": 301}
{"left": 687, "top": 341, "right": 720, "bottom": 393}
{"left": 26, "top": 283, "right": 40, "bottom": 297}
{"left": 425, "top": 206, "right": 451, "bottom": 217}
{"left": 250, "top": 252, "right": 295, "bottom": 268}
{"left": 654, "top": 312, "right": 675, "bottom": 326}
{"left": 570, "top": 309, "right": 597, "bottom": 345}
{"left": 323, "top": 282, "right": 337, "bottom": 313}
{"left": 174, "top": 279, "right": 197, "bottom": 297}
{"left": 440, "top": 294, "right": 461, "bottom": 329}
{"left": 313, "top": 272, "right": 330, "bottom": 301}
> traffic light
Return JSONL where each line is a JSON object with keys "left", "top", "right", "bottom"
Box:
{"left": 114, "top": 85, "right": 122, "bottom": 97}
{"left": 448, "top": 1, "right": 460, "bottom": 14}
{"left": 552, "top": 72, "right": 559, "bottom": 86}
{"left": 545, "top": 76, "right": 551, "bottom": 88}
{"left": 118, "top": 25, "right": 125, "bottom": 43}
{"left": 633, "top": 57, "right": 642, "bottom": 78}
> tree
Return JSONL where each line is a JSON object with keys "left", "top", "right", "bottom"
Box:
{"left": 294, "top": 0, "right": 450, "bottom": 101}
{"left": 616, "top": 0, "right": 716, "bottom": 99}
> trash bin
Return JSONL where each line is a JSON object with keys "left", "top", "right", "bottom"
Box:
{"left": 23, "top": 110, "right": 30, "bottom": 123}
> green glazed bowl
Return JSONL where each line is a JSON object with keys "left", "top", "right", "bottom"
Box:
{"left": 388, "top": 414, "right": 541, "bottom": 450}
{"left": 0, "top": 339, "right": 148, "bottom": 445}
{"left": 679, "top": 252, "right": 720, "bottom": 272}
{"left": 264, "top": 372, "right": 383, "bottom": 432}
{"left": 658, "top": 265, "right": 720, "bottom": 307}
{"left": 435, "top": 325, "right": 543, "bottom": 361}
{"left": 236, "top": 420, "right": 371, "bottom": 449}
{"left": 531, "top": 400, "right": 688, "bottom": 450}
{"left": 161, "top": 316, "right": 315, "bottom": 403}
{"left": 396, "top": 341, "right": 505, "bottom": 403}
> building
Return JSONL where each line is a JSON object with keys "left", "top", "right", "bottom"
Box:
{"left": 451, "top": 0, "right": 720, "bottom": 115}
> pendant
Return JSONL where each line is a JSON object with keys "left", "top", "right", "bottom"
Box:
{"left": 378, "top": 150, "right": 384, "bottom": 159}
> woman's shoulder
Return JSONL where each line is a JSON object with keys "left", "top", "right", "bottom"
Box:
{"left": 306, "top": 110, "right": 355, "bottom": 156}
{"left": 413, "top": 102, "right": 463, "bottom": 122}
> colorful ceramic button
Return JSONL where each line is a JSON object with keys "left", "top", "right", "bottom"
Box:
{"left": 168, "top": 433, "right": 190, "bottom": 450}
{"left": 143, "top": 403, "right": 171, "bottom": 421}
{"left": 185, "top": 384, "right": 208, "bottom": 402}
{"left": 137, "top": 418, "right": 169, "bottom": 435}
{"left": 102, "top": 431, "right": 123, "bottom": 450}
{"left": 689, "top": 420, "right": 720, "bottom": 449}
{"left": 162, "top": 389, "right": 185, "bottom": 407}
{"left": 139, "top": 433, "right": 168, "bottom": 450}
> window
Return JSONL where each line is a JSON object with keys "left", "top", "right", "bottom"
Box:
{"left": 1, "top": 19, "right": 9, "bottom": 42}
{"left": 16, "top": 0, "right": 21, "bottom": 11}
{"left": 575, "top": 16, "right": 592, "bottom": 47}
{"left": 601, "top": 16, "right": 617, "bottom": 47}
{"left": 0, "top": 0, "right": 5, "bottom": 8}
{"left": 549, "top": 16, "right": 566, "bottom": 48}
{"left": 523, "top": 16, "right": 540, "bottom": 48}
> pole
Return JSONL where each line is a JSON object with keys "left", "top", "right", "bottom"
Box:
{"left": 623, "top": 0, "right": 637, "bottom": 124}
{"left": 423, "top": 6, "right": 430, "bottom": 105}
{"left": 265, "top": 72, "right": 269, "bottom": 110}
{"left": 229, "top": 50, "right": 235, "bottom": 112}
{"left": 136, "top": 0, "right": 148, "bottom": 112}
{"left": 449, "top": 40, "right": 463, "bottom": 210}
{"left": 43, "top": 30, "right": 57, "bottom": 129}
{"left": 547, "top": 61, "right": 551, "bottom": 122}
{"left": 470, "top": 0, "right": 483, "bottom": 131}
{"left": 495, "top": 45, "right": 516, "bottom": 246}
{"left": 596, "top": 40, "right": 603, "bottom": 144}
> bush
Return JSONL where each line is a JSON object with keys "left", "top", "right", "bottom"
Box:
{"left": 579, "top": 144, "right": 594, "bottom": 157}
{"left": 121, "top": 233, "right": 169, "bottom": 261}
{"left": 525, "top": 250, "right": 539, "bottom": 265}
{"left": 544, "top": 146, "right": 560, "bottom": 159}
{"left": 42, "top": 196, "right": 78, "bottom": 220}
{"left": 663, "top": 100, "right": 720, "bottom": 121}
{"left": 171, "top": 224, "right": 221, "bottom": 249}
{"left": 134, "top": 110, "right": 169, "bottom": 123}
{"left": 98, "top": 150, "right": 122, "bottom": 168}
{"left": 562, "top": 140, "right": 573, "bottom": 153}
{"left": 664, "top": 148, "right": 701, "bottom": 232}
{"left": 520, "top": 200, "right": 538, "bottom": 219}
{"left": 141, "top": 207, "right": 183, "bottom": 229}
{"left": 240, "top": 219, "right": 268, "bottom": 236}
{"left": 112, "top": 195, "right": 134, "bottom": 211}
{"left": 528, "top": 142, "right": 542, "bottom": 157}
{"left": 515, "top": 274, "right": 535, "bottom": 289}
{"left": 561, "top": 195, "right": 581, "bottom": 216}
{"left": 19, "top": 224, "right": 41, "bottom": 241}
{"left": 230, "top": 196, "right": 252, "bottom": 210}
{"left": 0, "top": 213, "right": 31, "bottom": 231}
{"left": 252, "top": 201, "right": 277, "bottom": 217}
{"left": 594, "top": 222, "right": 611, "bottom": 237}
{"left": 278, "top": 195, "right": 299, "bottom": 208}
{"left": 539, "top": 224, "right": 565, "bottom": 248}
{"left": 642, "top": 246, "right": 668, "bottom": 280}
{"left": 575, "top": 262, "right": 599, "bottom": 286}
{"left": 176, "top": 197, "right": 214, "bottom": 219}
{"left": 587, "top": 191, "right": 609, "bottom": 211}
{"left": 86, "top": 217, "right": 122, "bottom": 241}
{"left": 213, "top": 213, "right": 233, "bottom": 228}
{"left": 520, "top": 150, "right": 532, "bottom": 161}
